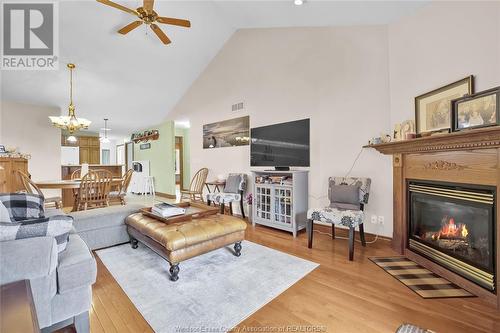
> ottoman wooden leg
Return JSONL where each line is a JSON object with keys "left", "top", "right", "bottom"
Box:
{"left": 130, "top": 238, "right": 138, "bottom": 249}
{"left": 169, "top": 263, "right": 180, "bottom": 282}
{"left": 234, "top": 241, "right": 242, "bottom": 257}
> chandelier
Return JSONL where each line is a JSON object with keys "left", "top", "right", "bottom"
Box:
{"left": 49, "top": 63, "right": 91, "bottom": 133}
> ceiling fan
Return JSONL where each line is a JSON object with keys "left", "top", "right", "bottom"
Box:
{"left": 96, "top": 0, "right": 191, "bottom": 45}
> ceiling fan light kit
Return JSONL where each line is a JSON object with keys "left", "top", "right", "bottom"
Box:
{"left": 96, "top": 0, "right": 191, "bottom": 45}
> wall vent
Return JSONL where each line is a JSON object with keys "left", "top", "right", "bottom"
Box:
{"left": 231, "top": 102, "right": 244, "bottom": 111}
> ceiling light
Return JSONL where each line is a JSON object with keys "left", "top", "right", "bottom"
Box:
{"left": 67, "top": 135, "right": 77, "bottom": 143}
{"left": 49, "top": 63, "right": 91, "bottom": 133}
{"left": 294, "top": 0, "right": 304, "bottom": 5}
{"left": 100, "top": 118, "right": 111, "bottom": 143}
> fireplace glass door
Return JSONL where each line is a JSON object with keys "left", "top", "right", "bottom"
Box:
{"left": 408, "top": 181, "right": 495, "bottom": 291}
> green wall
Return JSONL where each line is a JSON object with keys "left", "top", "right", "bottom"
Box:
{"left": 134, "top": 121, "right": 176, "bottom": 195}
{"left": 175, "top": 127, "right": 191, "bottom": 189}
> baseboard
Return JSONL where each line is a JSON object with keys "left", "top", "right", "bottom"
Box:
{"left": 155, "top": 191, "right": 176, "bottom": 199}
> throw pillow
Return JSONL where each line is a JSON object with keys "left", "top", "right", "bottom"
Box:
{"left": 0, "top": 215, "right": 73, "bottom": 252}
{"left": 224, "top": 174, "right": 242, "bottom": 194}
{"left": 0, "top": 201, "right": 10, "bottom": 222}
{"left": 328, "top": 184, "right": 360, "bottom": 210}
{"left": 0, "top": 193, "right": 45, "bottom": 222}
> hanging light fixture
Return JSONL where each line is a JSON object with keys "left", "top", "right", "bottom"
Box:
{"left": 49, "top": 63, "right": 91, "bottom": 133}
{"left": 100, "top": 118, "right": 110, "bottom": 144}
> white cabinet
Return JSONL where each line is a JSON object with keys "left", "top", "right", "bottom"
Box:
{"left": 251, "top": 170, "right": 308, "bottom": 237}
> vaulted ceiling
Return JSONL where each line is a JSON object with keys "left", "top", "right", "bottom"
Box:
{"left": 1, "top": 0, "right": 428, "bottom": 138}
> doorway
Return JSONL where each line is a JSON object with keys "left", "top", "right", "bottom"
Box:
{"left": 175, "top": 136, "right": 184, "bottom": 191}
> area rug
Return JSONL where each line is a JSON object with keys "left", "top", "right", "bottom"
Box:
{"left": 97, "top": 241, "right": 319, "bottom": 333}
{"left": 370, "top": 256, "right": 475, "bottom": 299}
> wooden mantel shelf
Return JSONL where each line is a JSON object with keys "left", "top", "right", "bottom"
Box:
{"left": 364, "top": 127, "right": 500, "bottom": 155}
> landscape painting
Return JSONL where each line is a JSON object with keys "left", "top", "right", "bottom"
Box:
{"left": 203, "top": 116, "right": 250, "bottom": 149}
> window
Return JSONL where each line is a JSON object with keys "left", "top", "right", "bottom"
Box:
{"left": 101, "top": 149, "right": 110, "bottom": 165}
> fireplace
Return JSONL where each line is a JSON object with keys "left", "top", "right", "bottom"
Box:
{"left": 408, "top": 180, "right": 496, "bottom": 291}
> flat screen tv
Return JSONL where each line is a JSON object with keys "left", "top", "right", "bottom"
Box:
{"left": 250, "top": 118, "right": 310, "bottom": 170}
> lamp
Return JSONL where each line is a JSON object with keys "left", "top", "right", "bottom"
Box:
{"left": 49, "top": 63, "right": 91, "bottom": 133}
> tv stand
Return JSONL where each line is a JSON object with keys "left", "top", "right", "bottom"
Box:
{"left": 274, "top": 166, "right": 290, "bottom": 171}
{"left": 251, "top": 170, "right": 308, "bottom": 237}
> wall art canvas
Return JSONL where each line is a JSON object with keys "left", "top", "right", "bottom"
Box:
{"left": 415, "top": 76, "right": 474, "bottom": 134}
{"left": 452, "top": 87, "right": 499, "bottom": 131}
{"left": 203, "top": 116, "right": 250, "bottom": 149}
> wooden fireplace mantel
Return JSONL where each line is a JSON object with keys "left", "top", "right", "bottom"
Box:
{"left": 365, "top": 127, "right": 500, "bottom": 155}
{"left": 367, "top": 126, "right": 500, "bottom": 308}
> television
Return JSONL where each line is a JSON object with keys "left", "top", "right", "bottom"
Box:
{"left": 250, "top": 118, "right": 310, "bottom": 170}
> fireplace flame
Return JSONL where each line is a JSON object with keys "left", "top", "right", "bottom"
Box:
{"left": 432, "top": 217, "right": 469, "bottom": 240}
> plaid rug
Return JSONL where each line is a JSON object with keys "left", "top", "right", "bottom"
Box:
{"left": 370, "top": 256, "right": 475, "bottom": 299}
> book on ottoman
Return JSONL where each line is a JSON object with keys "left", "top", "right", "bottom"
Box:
{"left": 152, "top": 203, "right": 186, "bottom": 218}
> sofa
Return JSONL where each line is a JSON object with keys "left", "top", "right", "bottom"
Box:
{"left": 0, "top": 202, "right": 145, "bottom": 332}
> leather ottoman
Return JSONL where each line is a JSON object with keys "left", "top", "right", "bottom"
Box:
{"left": 125, "top": 213, "right": 247, "bottom": 281}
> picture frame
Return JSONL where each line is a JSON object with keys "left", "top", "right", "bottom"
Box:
{"left": 400, "top": 120, "right": 415, "bottom": 140}
{"left": 203, "top": 116, "right": 250, "bottom": 149}
{"left": 415, "top": 76, "right": 474, "bottom": 135}
{"left": 0, "top": 145, "right": 5, "bottom": 154}
{"left": 452, "top": 86, "right": 499, "bottom": 132}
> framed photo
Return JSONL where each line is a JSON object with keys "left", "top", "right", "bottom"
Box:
{"left": 415, "top": 76, "right": 474, "bottom": 134}
{"left": 0, "top": 145, "right": 5, "bottom": 154}
{"left": 452, "top": 86, "right": 499, "bottom": 132}
{"left": 400, "top": 120, "right": 415, "bottom": 140}
{"left": 203, "top": 116, "right": 250, "bottom": 149}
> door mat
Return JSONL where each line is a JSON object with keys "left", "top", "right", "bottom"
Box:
{"left": 370, "top": 256, "right": 475, "bottom": 299}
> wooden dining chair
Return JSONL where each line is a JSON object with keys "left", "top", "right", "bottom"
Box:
{"left": 17, "top": 170, "right": 63, "bottom": 209}
{"left": 180, "top": 168, "right": 209, "bottom": 202}
{"left": 109, "top": 169, "right": 134, "bottom": 205}
{"left": 75, "top": 170, "right": 113, "bottom": 211}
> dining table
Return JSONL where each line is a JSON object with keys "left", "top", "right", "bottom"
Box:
{"left": 36, "top": 178, "right": 123, "bottom": 211}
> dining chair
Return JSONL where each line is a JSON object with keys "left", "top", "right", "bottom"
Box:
{"left": 75, "top": 170, "right": 113, "bottom": 211}
{"left": 180, "top": 168, "right": 209, "bottom": 202}
{"left": 17, "top": 170, "right": 63, "bottom": 209}
{"left": 109, "top": 169, "right": 134, "bottom": 205}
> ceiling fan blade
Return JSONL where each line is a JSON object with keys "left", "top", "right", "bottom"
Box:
{"left": 96, "top": 0, "right": 137, "bottom": 15}
{"left": 118, "top": 21, "right": 143, "bottom": 35}
{"left": 156, "top": 17, "right": 191, "bottom": 28}
{"left": 143, "top": 0, "right": 154, "bottom": 13}
{"left": 150, "top": 24, "right": 171, "bottom": 45}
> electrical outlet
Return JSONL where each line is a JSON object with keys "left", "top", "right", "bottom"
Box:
{"left": 371, "top": 215, "right": 377, "bottom": 224}
{"left": 377, "top": 216, "right": 385, "bottom": 225}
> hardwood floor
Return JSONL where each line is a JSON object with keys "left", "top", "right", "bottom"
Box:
{"left": 60, "top": 222, "right": 500, "bottom": 333}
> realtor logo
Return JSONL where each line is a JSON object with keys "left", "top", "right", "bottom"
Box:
{"left": 1, "top": 2, "right": 58, "bottom": 70}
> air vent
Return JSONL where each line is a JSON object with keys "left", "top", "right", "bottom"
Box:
{"left": 231, "top": 102, "right": 244, "bottom": 112}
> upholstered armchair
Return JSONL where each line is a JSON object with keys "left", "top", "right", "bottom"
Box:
{"left": 307, "top": 177, "right": 372, "bottom": 261}
{"left": 206, "top": 173, "right": 247, "bottom": 219}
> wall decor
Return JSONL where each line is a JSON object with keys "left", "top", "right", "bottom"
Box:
{"left": 131, "top": 130, "right": 159, "bottom": 143}
{"left": 452, "top": 86, "right": 499, "bottom": 132}
{"left": 415, "top": 76, "right": 474, "bottom": 134}
{"left": 0, "top": 145, "right": 5, "bottom": 154}
{"left": 393, "top": 123, "right": 402, "bottom": 141}
{"left": 140, "top": 143, "right": 151, "bottom": 150}
{"left": 400, "top": 120, "right": 416, "bottom": 140}
{"left": 203, "top": 116, "right": 250, "bottom": 149}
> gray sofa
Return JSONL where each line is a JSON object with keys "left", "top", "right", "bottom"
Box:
{"left": 0, "top": 203, "right": 145, "bottom": 332}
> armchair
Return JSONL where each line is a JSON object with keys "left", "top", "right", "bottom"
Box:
{"left": 307, "top": 177, "right": 371, "bottom": 261}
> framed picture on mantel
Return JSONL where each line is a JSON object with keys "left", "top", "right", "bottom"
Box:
{"left": 415, "top": 76, "right": 474, "bottom": 135}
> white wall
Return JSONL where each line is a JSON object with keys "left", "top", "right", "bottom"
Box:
{"left": 1, "top": 101, "right": 62, "bottom": 196}
{"left": 169, "top": 26, "right": 394, "bottom": 237}
{"left": 388, "top": 1, "right": 500, "bottom": 125}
